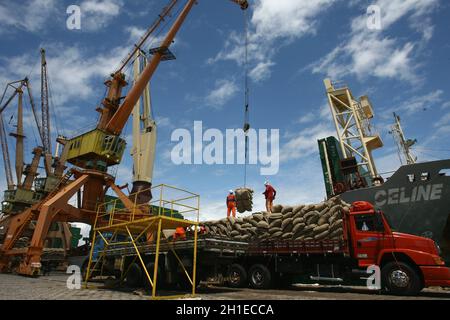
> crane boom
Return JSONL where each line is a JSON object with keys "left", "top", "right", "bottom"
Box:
{"left": 9, "top": 88, "right": 25, "bottom": 187}
{"left": 0, "top": 113, "right": 13, "bottom": 190}
{"left": 24, "top": 80, "right": 44, "bottom": 147}
{"left": 40, "top": 49, "right": 51, "bottom": 153}
{"left": 40, "top": 49, "right": 53, "bottom": 175}
{"left": 105, "top": 0, "right": 249, "bottom": 135}
{"left": 115, "top": 0, "right": 179, "bottom": 75}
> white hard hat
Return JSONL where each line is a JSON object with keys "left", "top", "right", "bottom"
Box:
{"left": 264, "top": 181, "right": 269, "bottom": 185}
{"left": 229, "top": 190, "right": 234, "bottom": 194}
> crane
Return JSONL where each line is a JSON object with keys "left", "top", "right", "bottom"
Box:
{"left": 0, "top": 79, "right": 48, "bottom": 215}
{"left": 0, "top": 79, "right": 29, "bottom": 191}
{"left": 40, "top": 49, "right": 53, "bottom": 175}
{"left": 0, "top": 0, "right": 249, "bottom": 276}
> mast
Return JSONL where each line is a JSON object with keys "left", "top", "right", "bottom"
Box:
{"left": 130, "top": 51, "right": 157, "bottom": 203}
{"left": 390, "top": 112, "right": 417, "bottom": 165}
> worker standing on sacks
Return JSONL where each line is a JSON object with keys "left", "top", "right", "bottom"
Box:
{"left": 263, "top": 181, "right": 277, "bottom": 213}
{"left": 227, "top": 190, "right": 237, "bottom": 218}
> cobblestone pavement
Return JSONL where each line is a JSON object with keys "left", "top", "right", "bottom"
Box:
{"left": 0, "top": 273, "right": 149, "bottom": 300}
{"left": 0, "top": 273, "right": 449, "bottom": 300}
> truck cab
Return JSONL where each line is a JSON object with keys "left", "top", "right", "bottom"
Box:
{"left": 348, "top": 201, "right": 450, "bottom": 295}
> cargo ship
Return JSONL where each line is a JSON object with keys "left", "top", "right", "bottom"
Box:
{"left": 318, "top": 80, "right": 450, "bottom": 263}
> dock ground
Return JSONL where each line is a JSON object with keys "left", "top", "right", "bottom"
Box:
{"left": 0, "top": 273, "right": 449, "bottom": 300}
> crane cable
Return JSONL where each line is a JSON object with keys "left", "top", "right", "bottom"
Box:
{"left": 243, "top": 8, "right": 250, "bottom": 188}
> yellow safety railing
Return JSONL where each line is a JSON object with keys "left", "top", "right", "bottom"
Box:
{"left": 84, "top": 184, "right": 200, "bottom": 300}
{"left": 95, "top": 184, "right": 200, "bottom": 228}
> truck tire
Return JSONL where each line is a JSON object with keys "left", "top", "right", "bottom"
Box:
{"left": 178, "top": 272, "right": 200, "bottom": 291}
{"left": 275, "top": 274, "right": 293, "bottom": 289}
{"left": 228, "top": 264, "right": 248, "bottom": 288}
{"left": 125, "top": 263, "right": 143, "bottom": 288}
{"left": 143, "top": 262, "right": 165, "bottom": 289}
{"left": 81, "top": 260, "right": 89, "bottom": 282}
{"left": 249, "top": 264, "right": 272, "bottom": 289}
{"left": 381, "top": 262, "right": 422, "bottom": 296}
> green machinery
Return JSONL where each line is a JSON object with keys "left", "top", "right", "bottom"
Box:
{"left": 65, "top": 129, "right": 126, "bottom": 171}
{"left": 318, "top": 136, "right": 374, "bottom": 198}
{"left": 318, "top": 136, "right": 344, "bottom": 198}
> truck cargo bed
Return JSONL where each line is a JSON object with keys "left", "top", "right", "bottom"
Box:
{"left": 100, "top": 237, "right": 249, "bottom": 257}
{"left": 247, "top": 239, "right": 349, "bottom": 255}
{"left": 99, "top": 236, "right": 349, "bottom": 258}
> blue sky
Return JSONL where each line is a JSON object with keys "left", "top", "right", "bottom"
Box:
{"left": 0, "top": 0, "right": 450, "bottom": 223}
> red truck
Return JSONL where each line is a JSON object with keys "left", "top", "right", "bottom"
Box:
{"left": 88, "top": 201, "right": 450, "bottom": 296}
{"left": 224, "top": 201, "right": 450, "bottom": 295}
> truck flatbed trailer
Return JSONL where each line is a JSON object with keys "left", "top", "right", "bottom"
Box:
{"left": 88, "top": 201, "right": 450, "bottom": 296}
{"left": 101, "top": 237, "right": 249, "bottom": 258}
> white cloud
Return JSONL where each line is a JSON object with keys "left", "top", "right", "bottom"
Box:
{"left": 80, "top": 0, "right": 124, "bottom": 31}
{"left": 249, "top": 61, "right": 275, "bottom": 83}
{"left": 252, "top": 0, "right": 336, "bottom": 41}
{"left": 380, "top": 90, "right": 444, "bottom": 118}
{"left": 441, "top": 101, "right": 450, "bottom": 110}
{"left": 205, "top": 79, "right": 239, "bottom": 109}
{"left": 311, "top": 0, "right": 439, "bottom": 83}
{"left": 155, "top": 116, "right": 173, "bottom": 128}
{"left": 435, "top": 112, "right": 450, "bottom": 128}
{"left": 280, "top": 122, "right": 335, "bottom": 163}
{"left": 209, "top": 0, "right": 338, "bottom": 82}
{"left": 125, "top": 26, "right": 165, "bottom": 47}
{"left": 0, "top": 0, "right": 58, "bottom": 33}
{"left": 0, "top": 43, "right": 128, "bottom": 106}
{"left": 297, "top": 112, "right": 316, "bottom": 124}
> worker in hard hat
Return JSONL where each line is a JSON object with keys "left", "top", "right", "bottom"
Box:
{"left": 263, "top": 181, "right": 277, "bottom": 213}
{"left": 227, "top": 190, "right": 237, "bottom": 218}
{"left": 173, "top": 227, "right": 186, "bottom": 241}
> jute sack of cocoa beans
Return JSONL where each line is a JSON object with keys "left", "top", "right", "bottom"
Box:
{"left": 201, "top": 197, "right": 351, "bottom": 242}
{"left": 235, "top": 188, "right": 254, "bottom": 213}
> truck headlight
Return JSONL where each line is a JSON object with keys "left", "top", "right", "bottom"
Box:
{"left": 435, "top": 242, "right": 442, "bottom": 256}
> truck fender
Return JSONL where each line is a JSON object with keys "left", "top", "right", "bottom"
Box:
{"left": 377, "top": 249, "right": 437, "bottom": 267}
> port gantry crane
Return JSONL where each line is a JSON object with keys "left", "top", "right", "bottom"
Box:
{"left": 0, "top": 79, "right": 49, "bottom": 212}
{"left": 0, "top": 0, "right": 249, "bottom": 276}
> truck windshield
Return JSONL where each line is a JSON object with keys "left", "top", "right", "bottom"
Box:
{"left": 355, "top": 214, "right": 385, "bottom": 233}
{"left": 380, "top": 211, "right": 396, "bottom": 231}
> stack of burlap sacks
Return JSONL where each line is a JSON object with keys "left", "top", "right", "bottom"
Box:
{"left": 202, "top": 197, "right": 350, "bottom": 242}
{"left": 235, "top": 188, "right": 254, "bottom": 213}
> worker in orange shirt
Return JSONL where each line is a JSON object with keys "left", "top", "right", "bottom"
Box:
{"left": 263, "top": 181, "right": 277, "bottom": 213}
{"left": 226, "top": 190, "right": 237, "bottom": 218}
{"left": 173, "top": 227, "right": 186, "bottom": 240}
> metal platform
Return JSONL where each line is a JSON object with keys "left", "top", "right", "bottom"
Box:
{"left": 84, "top": 184, "right": 200, "bottom": 299}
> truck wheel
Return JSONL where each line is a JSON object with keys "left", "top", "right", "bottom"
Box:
{"left": 81, "top": 260, "right": 89, "bottom": 282}
{"left": 275, "top": 274, "right": 293, "bottom": 289}
{"left": 143, "top": 262, "right": 165, "bottom": 290}
{"left": 125, "top": 263, "right": 143, "bottom": 288}
{"left": 249, "top": 264, "right": 272, "bottom": 290}
{"left": 228, "top": 264, "right": 248, "bottom": 288}
{"left": 178, "top": 272, "right": 200, "bottom": 291}
{"left": 381, "top": 262, "right": 422, "bottom": 296}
